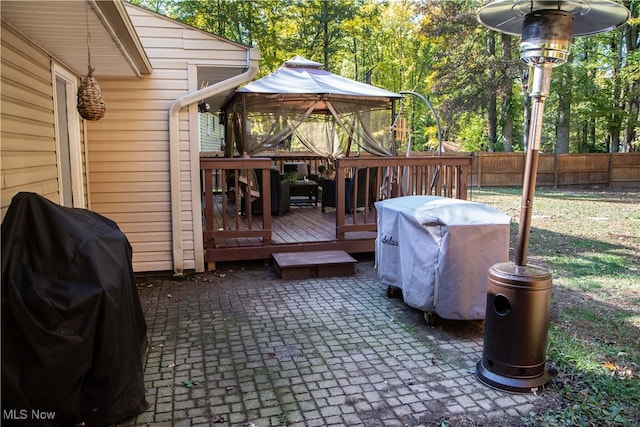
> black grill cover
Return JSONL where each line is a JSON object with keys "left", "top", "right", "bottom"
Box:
{"left": 1, "top": 192, "right": 148, "bottom": 426}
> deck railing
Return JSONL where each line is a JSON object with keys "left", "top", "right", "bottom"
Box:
{"left": 333, "top": 156, "right": 471, "bottom": 238}
{"left": 200, "top": 157, "right": 273, "bottom": 248}
{"left": 200, "top": 155, "right": 471, "bottom": 256}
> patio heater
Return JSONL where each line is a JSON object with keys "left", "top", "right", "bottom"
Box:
{"left": 475, "top": 0, "right": 629, "bottom": 392}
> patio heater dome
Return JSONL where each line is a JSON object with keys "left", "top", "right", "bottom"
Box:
{"left": 479, "top": 0, "right": 630, "bottom": 65}
{"left": 475, "top": 0, "right": 629, "bottom": 393}
{"left": 477, "top": 0, "right": 630, "bottom": 35}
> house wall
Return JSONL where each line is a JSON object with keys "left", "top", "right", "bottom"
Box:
{"left": 86, "top": 4, "right": 252, "bottom": 272}
{"left": 1, "top": 23, "right": 64, "bottom": 216}
{"left": 199, "top": 112, "right": 224, "bottom": 152}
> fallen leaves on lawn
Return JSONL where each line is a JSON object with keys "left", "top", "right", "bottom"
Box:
{"left": 603, "top": 359, "right": 636, "bottom": 378}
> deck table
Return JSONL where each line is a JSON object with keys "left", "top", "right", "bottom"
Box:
{"left": 288, "top": 180, "right": 319, "bottom": 207}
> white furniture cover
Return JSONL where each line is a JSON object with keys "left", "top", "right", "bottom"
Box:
{"left": 375, "top": 196, "right": 511, "bottom": 320}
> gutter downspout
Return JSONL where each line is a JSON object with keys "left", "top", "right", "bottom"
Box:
{"left": 169, "top": 49, "right": 259, "bottom": 275}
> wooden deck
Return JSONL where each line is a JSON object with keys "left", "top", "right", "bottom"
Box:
{"left": 204, "top": 194, "right": 377, "bottom": 262}
{"left": 201, "top": 155, "right": 472, "bottom": 265}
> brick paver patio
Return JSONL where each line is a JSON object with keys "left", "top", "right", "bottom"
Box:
{"left": 119, "top": 256, "right": 557, "bottom": 426}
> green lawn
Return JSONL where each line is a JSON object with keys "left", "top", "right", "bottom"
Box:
{"left": 470, "top": 187, "right": 639, "bottom": 426}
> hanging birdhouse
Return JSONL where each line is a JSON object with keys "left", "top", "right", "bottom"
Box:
{"left": 77, "top": 66, "right": 105, "bottom": 121}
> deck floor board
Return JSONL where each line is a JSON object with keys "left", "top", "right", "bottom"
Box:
{"left": 206, "top": 195, "right": 376, "bottom": 248}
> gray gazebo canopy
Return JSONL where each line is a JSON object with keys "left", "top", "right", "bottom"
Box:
{"left": 224, "top": 56, "right": 403, "bottom": 160}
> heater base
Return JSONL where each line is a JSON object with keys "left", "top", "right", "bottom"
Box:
{"left": 476, "top": 360, "right": 549, "bottom": 393}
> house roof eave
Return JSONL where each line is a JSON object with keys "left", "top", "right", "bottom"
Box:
{"left": 1, "top": 0, "right": 151, "bottom": 78}
{"left": 96, "top": 0, "right": 152, "bottom": 76}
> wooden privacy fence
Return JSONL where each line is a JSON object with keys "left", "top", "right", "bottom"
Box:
{"left": 468, "top": 152, "right": 640, "bottom": 188}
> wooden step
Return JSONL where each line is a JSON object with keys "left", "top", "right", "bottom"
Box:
{"left": 272, "top": 250, "right": 357, "bottom": 280}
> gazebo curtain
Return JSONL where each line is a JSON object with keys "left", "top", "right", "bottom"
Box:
{"left": 225, "top": 94, "right": 396, "bottom": 158}
{"left": 328, "top": 100, "right": 394, "bottom": 157}
{"left": 292, "top": 116, "right": 345, "bottom": 160}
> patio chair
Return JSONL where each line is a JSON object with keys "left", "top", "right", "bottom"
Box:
{"left": 320, "top": 178, "right": 349, "bottom": 213}
{"left": 283, "top": 162, "right": 310, "bottom": 181}
{"left": 241, "top": 168, "right": 289, "bottom": 216}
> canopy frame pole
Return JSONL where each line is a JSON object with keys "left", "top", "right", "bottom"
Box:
{"left": 399, "top": 91, "right": 442, "bottom": 157}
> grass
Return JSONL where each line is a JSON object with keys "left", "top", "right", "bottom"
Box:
{"left": 470, "top": 187, "right": 640, "bottom": 426}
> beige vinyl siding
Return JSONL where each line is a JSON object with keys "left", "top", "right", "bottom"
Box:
{"left": 199, "top": 112, "right": 224, "bottom": 152}
{"left": 86, "top": 4, "right": 251, "bottom": 272}
{"left": 86, "top": 89, "right": 173, "bottom": 273}
{"left": 1, "top": 23, "right": 59, "bottom": 217}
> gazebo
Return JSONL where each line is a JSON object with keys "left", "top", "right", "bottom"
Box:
{"left": 223, "top": 56, "right": 403, "bottom": 168}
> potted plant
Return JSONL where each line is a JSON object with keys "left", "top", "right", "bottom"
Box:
{"left": 317, "top": 163, "right": 334, "bottom": 182}
{"left": 317, "top": 165, "right": 328, "bottom": 183}
{"left": 284, "top": 171, "right": 298, "bottom": 185}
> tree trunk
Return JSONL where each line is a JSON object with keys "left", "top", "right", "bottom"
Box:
{"left": 556, "top": 64, "right": 571, "bottom": 153}
{"left": 487, "top": 33, "right": 497, "bottom": 152}
{"left": 502, "top": 109, "right": 513, "bottom": 152}
{"left": 626, "top": 98, "right": 639, "bottom": 152}
{"left": 588, "top": 117, "right": 596, "bottom": 151}
{"left": 353, "top": 39, "right": 358, "bottom": 82}
{"left": 323, "top": 0, "right": 329, "bottom": 72}
{"left": 610, "top": 129, "right": 621, "bottom": 153}
{"left": 580, "top": 121, "right": 588, "bottom": 153}
{"left": 608, "top": 32, "right": 625, "bottom": 153}
{"left": 501, "top": 33, "right": 513, "bottom": 152}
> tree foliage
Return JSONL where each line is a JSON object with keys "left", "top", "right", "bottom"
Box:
{"left": 127, "top": 0, "right": 640, "bottom": 153}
